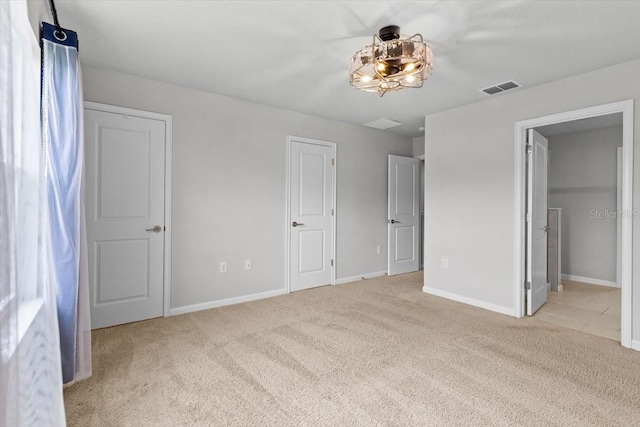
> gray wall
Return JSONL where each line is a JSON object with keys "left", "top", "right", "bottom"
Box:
{"left": 548, "top": 126, "right": 622, "bottom": 283}
{"left": 413, "top": 136, "right": 425, "bottom": 157}
{"left": 27, "top": 0, "right": 47, "bottom": 34}
{"left": 81, "top": 67, "right": 412, "bottom": 309}
{"left": 423, "top": 59, "right": 640, "bottom": 345}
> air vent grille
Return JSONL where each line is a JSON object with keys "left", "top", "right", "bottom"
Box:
{"left": 363, "top": 118, "right": 403, "bottom": 130}
{"left": 481, "top": 80, "right": 521, "bottom": 95}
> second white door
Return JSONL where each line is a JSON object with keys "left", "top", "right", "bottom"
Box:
{"left": 85, "top": 107, "right": 167, "bottom": 329}
{"left": 388, "top": 155, "right": 420, "bottom": 276}
{"left": 289, "top": 138, "right": 335, "bottom": 292}
{"left": 526, "top": 129, "right": 549, "bottom": 315}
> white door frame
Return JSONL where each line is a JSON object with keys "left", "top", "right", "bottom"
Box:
{"left": 84, "top": 101, "right": 173, "bottom": 317}
{"left": 513, "top": 100, "right": 634, "bottom": 348}
{"left": 285, "top": 136, "right": 337, "bottom": 293}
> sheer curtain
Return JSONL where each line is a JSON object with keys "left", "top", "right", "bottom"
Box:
{"left": 0, "top": 1, "right": 66, "bottom": 425}
{"left": 41, "top": 22, "right": 92, "bottom": 385}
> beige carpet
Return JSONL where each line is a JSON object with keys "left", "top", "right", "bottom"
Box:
{"left": 64, "top": 272, "right": 640, "bottom": 426}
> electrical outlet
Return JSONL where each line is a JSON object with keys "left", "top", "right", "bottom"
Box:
{"left": 244, "top": 259, "right": 251, "bottom": 270}
{"left": 441, "top": 258, "right": 448, "bottom": 269}
{"left": 376, "top": 245, "right": 381, "bottom": 255}
{"left": 219, "top": 261, "right": 227, "bottom": 273}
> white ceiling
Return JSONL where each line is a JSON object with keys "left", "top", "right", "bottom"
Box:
{"left": 55, "top": 1, "right": 640, "bottom": 138}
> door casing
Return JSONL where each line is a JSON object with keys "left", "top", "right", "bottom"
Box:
{"left": 513, "top": 100, "right": 634, "bottom": 349}
{"left": 285, "top": 136, "right": 337, "bottom": 292}
{"left": 84, "top": 101, "right": 173, "bottom": 318}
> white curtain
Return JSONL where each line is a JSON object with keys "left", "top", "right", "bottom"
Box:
{"left": 0, "top": 0, "right": 66, "bottom": 425}
{"left": 41, "top": 21, "right": 91, "bottom": 384}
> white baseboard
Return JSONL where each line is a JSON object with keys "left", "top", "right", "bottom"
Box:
{"left": 335, "top": 271, "right": 387, "bottom": 285}
{"left": 422, "top": 286, "right": 515, "bottom": 317}
{"left": 170, "top": 288, "right": 288, "bottom": 316}
{"left": 561, "top": 274, "right": 618, "bottom": 288}
{"left": 632, "top": 340, "right": 640, "bottom": 352}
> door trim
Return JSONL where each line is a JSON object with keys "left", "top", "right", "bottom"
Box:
{"left": 285, "top": 136, "right": 337, "bottom": 293}
{"left": 513, "top": 100, "right": 634, "bottom": 349}
{"left": 84, "top": 101, "right": 173, "bottom": 318}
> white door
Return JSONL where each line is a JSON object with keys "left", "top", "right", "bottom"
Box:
{"left": 388, "top": 155, "right": 420, "bottom": 276}
{"left": 527, "top": 129, "right": 549, "bottom": 315}
{"left": 289, "top": 139, "right": 335, "bottom": 292}
{"left": 85, "top": 108, "right": 166, "bottom": 328}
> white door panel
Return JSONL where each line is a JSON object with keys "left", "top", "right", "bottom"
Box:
{"left": 290, "top": 140, "right": 334, "bottom": 291}
{"left": 85, "top": 109, "right": 166, "bottom": 328}
{"left": 96, "top": 239, "right": 150, "bottom": 303}
{"left": 299, "top": 230, "right": 326, "bottom": 274}
{"left": 527, "top": 129, "right": 549, "bottom": 315}
{"left": 388, "top": 155, "right": 420, "bottom": 276}
{"left": 395, "top": 226, "right": 416, "bottom": 261}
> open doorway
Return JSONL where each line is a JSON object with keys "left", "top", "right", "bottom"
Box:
{"left": 514, "top": 100, "right": 634, "bottom": 349}
{"left": 532, "top": 113, "right": 623, "bottom": 341}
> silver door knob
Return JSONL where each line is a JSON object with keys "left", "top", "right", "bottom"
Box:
{"left": 146, "top": 225, "right": 162, "bottom": 233}
{"left": 292, "top": 221, "right": 304, "bottom": 227}
{"left": 544, "top": 226, "right": 551, "bottom": 232}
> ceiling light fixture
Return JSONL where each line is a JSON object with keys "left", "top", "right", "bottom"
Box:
{"left": 349, "top": 25, "right": 433, "bottom": 97}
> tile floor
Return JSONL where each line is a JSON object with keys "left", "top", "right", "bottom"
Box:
{"left": 534, "top": 280, "right": 621, "bottom": 341}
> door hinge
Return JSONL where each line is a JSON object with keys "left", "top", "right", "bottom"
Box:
{"left": 525, "top": 281, "right": 531, "bottom": 291}
{"left": 526, "top": 144, "right": 532, "bottom": 154}
{"left": 331, "top": 158, "right": 335, "bottom": 166}
{"left": 331, "top": 208, "right": 334, "bottom": 216}
{"left": 331, "top": 259, "right": 334, "bottom": 267}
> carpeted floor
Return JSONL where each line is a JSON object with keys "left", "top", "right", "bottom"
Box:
{"left": 64, "top": 272, "right": 640, "bottom": 426}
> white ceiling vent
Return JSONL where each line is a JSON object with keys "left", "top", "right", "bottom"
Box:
{"left": 481, "top": 80, "right": 522, "bottom": 95}
{"left": 363, "top": 118, "right": 403, "bottom": 130}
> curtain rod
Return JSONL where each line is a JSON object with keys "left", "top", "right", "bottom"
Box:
{"left": 48, "top": 0, "right": 61, "bottom": 29}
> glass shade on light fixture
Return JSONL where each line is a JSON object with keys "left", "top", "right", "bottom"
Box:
{"left": 349, "top": 26, "right": 433, "bottom": 96}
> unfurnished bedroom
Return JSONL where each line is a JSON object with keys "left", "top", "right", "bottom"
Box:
{"left": 2, "top": 1, "right": 640, "bottom": 426}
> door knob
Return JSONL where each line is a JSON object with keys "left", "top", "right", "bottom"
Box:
{"left": 146, "top": 225, "right": 162, "bottom": 233}
{"left": 389, "top": 219, "right": 399, "bottom": 224}
{"left": 544, "top": 226, "right": 551, "bottom": 232}
{"left": 292, "top": 221, "right": 304, "bottom": 227}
